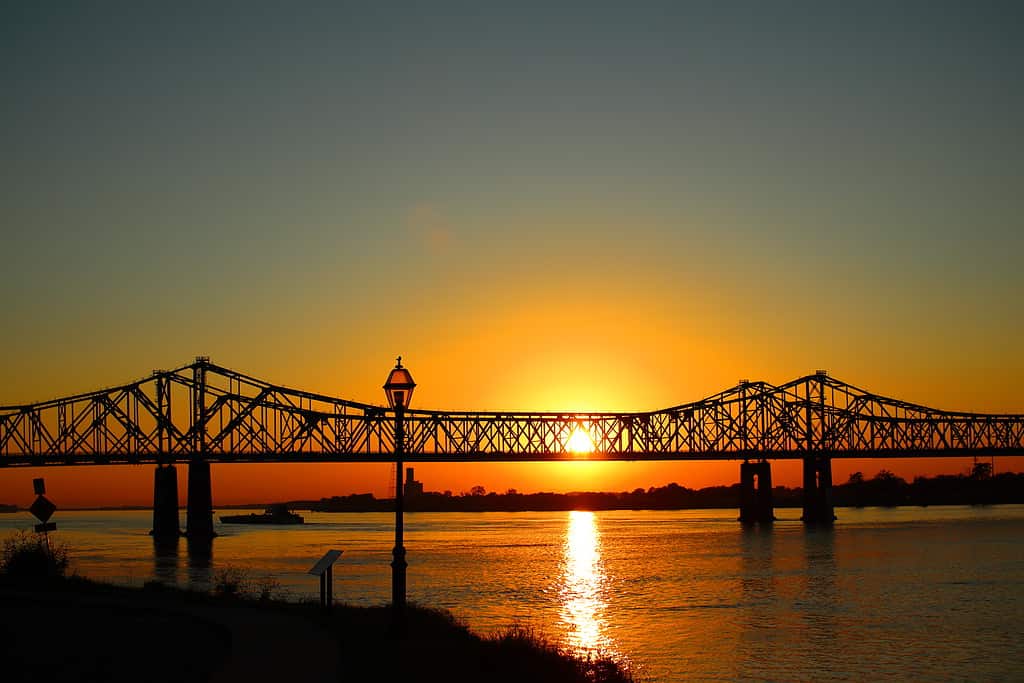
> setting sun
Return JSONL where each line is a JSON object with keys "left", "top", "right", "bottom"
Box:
{"left": 566, "top": 425, "right": 596, "bottom": 454}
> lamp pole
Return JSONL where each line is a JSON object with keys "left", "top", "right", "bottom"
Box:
{"left": 383, "top": 356, "right": 415, "bottom": 630}
{"left": 392, "top": 399, "right": 406, "bottom": 620}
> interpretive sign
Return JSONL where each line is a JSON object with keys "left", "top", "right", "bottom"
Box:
{"left": 308, "top": 549, "right": 343, "bottom": 610}
{"left": 307, "top": 549, "right": 343, "bottom": 576}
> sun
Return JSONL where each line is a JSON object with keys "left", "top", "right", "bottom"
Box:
{"left": 566, "top": 425, "right": 596, "bottom": 454}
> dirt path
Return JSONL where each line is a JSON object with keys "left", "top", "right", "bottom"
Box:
{"left": 0, "top": 586, "right": 339, "bottom": 683}
{"left": 194, "top": 602, "right": 338, "bottom": 683}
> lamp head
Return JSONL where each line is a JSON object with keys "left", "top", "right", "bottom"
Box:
{"left": 383, "top": 356, "right": 416, "bottom": 409}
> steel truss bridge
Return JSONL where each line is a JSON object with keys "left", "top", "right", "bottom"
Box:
{"left": 2, "top": 358, "right": 1022, "bottom": 465}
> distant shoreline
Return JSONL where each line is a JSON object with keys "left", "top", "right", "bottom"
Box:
{"left": 8, "top": 469, "right": 1022, "bottom": 513}
{"left": 302, "top": 469, "right": 1024, "bottom": 513}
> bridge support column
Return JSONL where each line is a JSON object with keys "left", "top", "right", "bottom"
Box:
{"left": 151, "top": 464, "right": 180, "bottom": 538}
{"left": 739, "top": 460, "right": 775, "bottom": 524}
{"left": 186, "top": 459, "right": 216, "bottom": 538}
{"left": 801, "top": 455, "right": 836, "bottom": 525}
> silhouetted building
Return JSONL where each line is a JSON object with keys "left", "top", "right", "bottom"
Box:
{"left": 404, "top": 467, "right": 423, "bottom": 498}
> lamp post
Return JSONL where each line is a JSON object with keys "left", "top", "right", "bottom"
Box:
{"left": 383, "top": 356, "right": 416, "bottom": 625}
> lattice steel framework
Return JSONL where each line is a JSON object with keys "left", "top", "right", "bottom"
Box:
{"left": 1, "top": 360, "right": 1022, "bottom": 466}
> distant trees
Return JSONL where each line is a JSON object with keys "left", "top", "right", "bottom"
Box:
{"left": 307, "top": 468, "right": 1024, "bottom": 513}
{"left": 971, "top": 461, "right": 993, "bottom": 480}
{"left": 832, "top": 467, "right": 1024, "bottom": 507}
{"left": 869, "top": 470, "right": 908, "bottom": 506}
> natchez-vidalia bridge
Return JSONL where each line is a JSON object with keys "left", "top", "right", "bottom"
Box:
{"left": 2, "top": 358, "right": 1022, "bottom": 532}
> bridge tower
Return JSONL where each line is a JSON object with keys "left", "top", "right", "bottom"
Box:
{"left": 736, "top": 380, "right": 775, "bottom": 524}
{"left": 151, "top": 372, "right": 180, "bottom": 538}
{"left": 738, "top": 460, "right": 775, "bottom": 524}
{"left": 800, "top": 371, "right": 836, "bottom": 525}
{"left": 151, "top": 465, "right": 180, "bottom": 537}
{"left": 801, "top": 456, "right": 836, "bottom": 524}
{"left": 185, "top": 358, "right": 216, "bottom": 538}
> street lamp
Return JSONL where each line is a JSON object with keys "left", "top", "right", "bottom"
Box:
{"left": 383, "top": 356, "right": 416, "bottom": 624}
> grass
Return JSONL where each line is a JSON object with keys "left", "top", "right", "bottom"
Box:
{"left": 1, "top": 529, "right": 69, "bottom": 580}
{"left": 321, "top": 602, "right": 636, "bottom": 683}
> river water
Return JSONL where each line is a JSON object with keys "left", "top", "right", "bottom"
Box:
{"left": 3, "top": 506, "right": 1022, "bottom": 681}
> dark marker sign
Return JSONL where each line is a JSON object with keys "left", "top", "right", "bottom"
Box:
{"left": 29, "top": 496, "right": 57, "bottom": 523}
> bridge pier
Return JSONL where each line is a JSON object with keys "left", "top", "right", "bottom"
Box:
{"left": 801, "top": 455, "right": 836, "bottom": 525}
{"left": 738, "top": 460, "right": 775, "bottom": 524}
{"left": 151, "top": 464, "right": 181, "bottom": 538}
{"left": 186, "top": 459, "right": 216, "bottom": 538}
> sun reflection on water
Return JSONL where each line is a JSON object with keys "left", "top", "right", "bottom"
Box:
{"left": 560, "top": 510, "right": 616, "bottom": 657}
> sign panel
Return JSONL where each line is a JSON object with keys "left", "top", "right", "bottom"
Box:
{"left": 307, "top": 549, "right": 343, "bottom": 576}
{"left": 32, "top": 478, "right": 45, "bottom": 495}
{"left": 29, "top": 495, "right": 57, "bottom": 523}
{"left": 34, "top": 522, "right": 57, "bottom": 533}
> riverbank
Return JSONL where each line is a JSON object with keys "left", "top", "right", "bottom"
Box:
{"left": 302, "top": 470, "right": 1024, "bottom": 513}
{"left": 0, "top": 574, "right": 635, "bottom": 683}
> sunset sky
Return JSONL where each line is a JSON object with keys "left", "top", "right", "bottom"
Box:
{"left": 2, "top": 2, "right": 1022, "bottom": 507}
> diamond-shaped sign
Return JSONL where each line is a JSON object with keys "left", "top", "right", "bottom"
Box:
{"left": 29, "top": 495, "right": 56, "bottom": 523}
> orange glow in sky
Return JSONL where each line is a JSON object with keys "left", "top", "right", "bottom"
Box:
{"left": 2, "top": 5, "right": 1023, "bottom": 508}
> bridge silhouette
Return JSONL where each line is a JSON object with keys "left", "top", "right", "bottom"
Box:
{"left": 2, "top": 357, "right": 1022, "bottom": 532}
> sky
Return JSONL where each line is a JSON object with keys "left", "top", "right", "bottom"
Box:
{"left": 2, "top": 2, "right": 1023, "bottom": 507}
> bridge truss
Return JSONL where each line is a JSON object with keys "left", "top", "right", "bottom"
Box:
{"left": 2, "top": 359, "right": 1022, "bottom": 466}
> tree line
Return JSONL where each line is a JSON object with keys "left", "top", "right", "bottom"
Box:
{"left": 302, "top": 464, "right": 1023, "bottom": 512}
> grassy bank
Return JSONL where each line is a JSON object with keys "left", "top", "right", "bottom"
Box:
{"left": 323, "top": 601, "right": 635, "bottom": 683}
{"left": 1, "top": 577, "right": 636, "bottom": 682}
{"left": 1, "top": 533, "right": 637, "bottom": 683}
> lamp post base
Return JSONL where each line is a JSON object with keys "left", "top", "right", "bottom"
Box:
{"left": 391, "top": 545, "right": 407, "bottom": 631}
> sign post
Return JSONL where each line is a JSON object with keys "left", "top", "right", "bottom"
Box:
{"left": 29, "top": 478, "right": 57, "bottom": 555}
{"left": 307, "top": 549, "right": 343, "bottom": 610}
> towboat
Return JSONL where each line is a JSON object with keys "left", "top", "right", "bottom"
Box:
{"left": 220, "top": 503, "right": 304, "bottom": 525}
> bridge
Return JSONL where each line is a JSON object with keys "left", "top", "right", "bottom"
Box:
{"left": 2, "top": 358, "right": 1023, "bottom": 533}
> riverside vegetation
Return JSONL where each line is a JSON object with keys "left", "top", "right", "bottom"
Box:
{"left": 0, "top": 532, "right": 636, "bottom": 683}
{"left": 302, "top": 466, "right": 1024, "bottom": 513}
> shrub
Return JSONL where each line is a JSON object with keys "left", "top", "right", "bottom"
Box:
{"left": 211, "top": 565, "right": 280, "bottom": 601}
{"left": 212, "top": 566, "right": 248, "bottom": 599}
{"left": 1, "top": 530, "right": 69, "bottom": 579}
{"left": 485, "top": 624, "right": 636, "bottom": 683}
{"left": 252, "top": 575, "right": 281, "bottom": 602}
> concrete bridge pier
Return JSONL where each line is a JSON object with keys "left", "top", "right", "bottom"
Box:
{"left": 151, "top": 464, "right": 181, "bottom": 538}
{"left": 186, "top": 459, "right": 216, "bottom": 538}
{"left": 738, "top": 460, "right": 775, "bottom": 524}
{"left": 801, "top": 455, "right": 837, "bottom": 525}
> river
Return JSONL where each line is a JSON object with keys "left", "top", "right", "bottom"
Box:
{"left": 3, "top": 506, "right": 1022, "bottom": 681}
